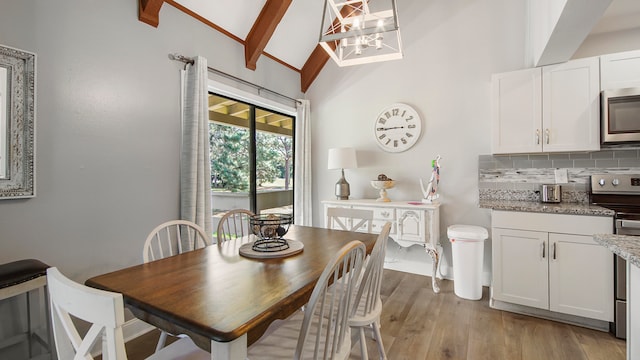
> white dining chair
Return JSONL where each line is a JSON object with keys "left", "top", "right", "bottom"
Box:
{"left": 216, "top": 208, "right": 255, "bottom": 245}
{"left": 143, "top": 220, "right": 211, "bottom": 263}
{"left": 247, "top": 240, "right": 366, "bottom": 360}
{"left": 46, "top": 267, "right": 209, "bottom": 360}
{"left": 142, "top": 219, "right": 210, "bottom": 352}
{"left": 326, "top": 207, "right": 374, "bottom": 232}
{"left": 350, "top": 222, "right": 392, "bottom": 360}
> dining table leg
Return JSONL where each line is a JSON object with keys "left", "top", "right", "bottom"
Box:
{"left": 210, "top": 334, "right": 247, "bottom": 360}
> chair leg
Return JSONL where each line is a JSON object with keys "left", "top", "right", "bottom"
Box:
{"left": 358, "top": 327, "right": 369, "bottom": 360}
{"left": 43, "top": 285, "right": 54, "bottom": 357}
{"left": 371, "top": 321, "right": 387, "bottom": 360}
{"left": 155, "top": 331, "right": 168, "bottom": 353}
{"left": 26, "top": 291, "right": 33, "bottom": 359}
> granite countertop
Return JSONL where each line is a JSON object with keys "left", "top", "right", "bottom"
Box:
{"left": 593, "top": 234, "right": 640, "bottom": 268}
{"left": 479, "top": 200, "right": 615, "bottom": 217}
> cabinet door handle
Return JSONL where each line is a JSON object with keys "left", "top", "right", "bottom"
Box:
{"left": 545, "top": 128, "right": 550, "bottom": 144}
{"left": 552, "top": 242, "right": 557, "bottom": 260}
{"left": 541, "top": 242, "right": 546, "bottom": 259}
{"left": 536, "top": 129, "right": 540, "bottom": 145}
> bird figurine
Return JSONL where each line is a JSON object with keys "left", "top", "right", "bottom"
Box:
{"left": 420, "top": 155, "right": 441, "bottom": 203}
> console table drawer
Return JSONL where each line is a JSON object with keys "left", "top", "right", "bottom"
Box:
{"left": 352, "top": 206, "right": 396, "bottom": 220}
{"left": 371, "top": 220, "right": 396, "bottom": 234}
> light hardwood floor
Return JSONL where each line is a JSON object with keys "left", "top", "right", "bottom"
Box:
{"left": 121, "top": 269, "right": 626, "bottom": 360}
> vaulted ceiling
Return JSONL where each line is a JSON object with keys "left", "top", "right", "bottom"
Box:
{"left": 139, "top": 0, "right": 326, "bottom": 93}
{"left": 138, "top": 0, "right": 640, "bottom": 93}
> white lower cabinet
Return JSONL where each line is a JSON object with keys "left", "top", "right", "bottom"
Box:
{"left": 491, "top": 211, "right": 613, "bottom": 322}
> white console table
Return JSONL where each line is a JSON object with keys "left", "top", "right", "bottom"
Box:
{"left": 322, "top": 199, "right": 442, "bottom": 293}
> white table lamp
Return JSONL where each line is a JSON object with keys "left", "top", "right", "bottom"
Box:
{"left": 328, "top": 147, "right": 357, "bottom": 200}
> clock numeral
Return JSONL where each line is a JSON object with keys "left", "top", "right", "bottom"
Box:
{"left": 378, "top": 118, "right": 387, "bottom": 125}
{"left": 405, "top": 116, "right": 414, "bottom": 121}
{"left": 392, "top": 108, "right": 399, "bottom": 116}
{"left": 401, "top": 138, "right": 407, "bottom": 144}
{"left": 385, "top": 139, "right": 391, "bottom": 145}
{"left": 393, "top": 140, "right": 398, "bottom": 147}
{"left": 406, "top": 132, "right": 413, "bottom": 138}
{"left": 407, "top": 124, "right": 416, "bottom": 129}
{"left": 401, "top": 110, "right": 406, "bottom": 117}
{"left": 378, "top": 134, "right": 386, "bottom": 140}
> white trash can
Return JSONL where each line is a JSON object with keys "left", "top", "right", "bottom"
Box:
{"left": 448, "top": 225, "right": 489, "bottom": 300}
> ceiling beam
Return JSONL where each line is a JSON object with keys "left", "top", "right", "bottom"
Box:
{"left": 138, "top": 0, "right": 165, "bottom": 27}
{"left": 245, "top": 0, "right": 292, "bottom": 71}
{"left": 301, "top": 45, "right": 331, "bottom": 93}
{"left": 301, "top": 3, "right": 357, "bottom": 92}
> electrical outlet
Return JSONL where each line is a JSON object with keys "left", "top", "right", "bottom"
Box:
{"left": 555, "top": 168, "right": 568, "bottom": 184}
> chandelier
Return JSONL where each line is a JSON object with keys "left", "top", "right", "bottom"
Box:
{"left": 319, "top": 0, "right": 403, "bottom": 67}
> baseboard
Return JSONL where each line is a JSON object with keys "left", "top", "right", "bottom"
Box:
{"left": 383, "top": 252, "right": 492, "bottom": 287}
{"left": 490, "top": 298, "right": 610, "bottom": 332}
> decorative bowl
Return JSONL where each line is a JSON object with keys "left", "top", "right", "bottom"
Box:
{"left": 249, "top": 214, "right": 293, "bottom": 252}
{"left": 370, "top": 180, "right": 396, "bottom": 202}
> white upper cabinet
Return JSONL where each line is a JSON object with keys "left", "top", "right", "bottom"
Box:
{"left": 491, "top": 68, "right": 542, "bottom": 154}
{"left": 491, "top": 57, "right": 600, "bottom": 154}
{"left": 541, "top": 57, "right": 600, "bottom": 152}
{"left": 600, "top": 49, "right": 640, "bottom": 90}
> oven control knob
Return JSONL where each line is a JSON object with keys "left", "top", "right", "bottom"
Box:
{"left": 612, "top": 178, "right": 620, "bottom": 186}
{"left": 598, "top": 178, "right": 606, "bottom": 187}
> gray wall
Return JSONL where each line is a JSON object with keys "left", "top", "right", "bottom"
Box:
{"left": 0, "top": 0, "right": 301, "bottom": 279}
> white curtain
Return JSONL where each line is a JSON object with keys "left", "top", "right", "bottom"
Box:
{"left": 180, "top": 56, "right": 213, "bottom": 237}
{"left": 294, "top": 99, "right": 312, "bottom": 226}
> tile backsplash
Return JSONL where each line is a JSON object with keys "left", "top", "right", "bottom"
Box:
{"left": 478, "top": 149, "right": 640, "bottom": 203}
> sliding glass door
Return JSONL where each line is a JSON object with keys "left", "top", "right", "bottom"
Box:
{"left": 208, "top": 93, "right": 294, "bottom": 231}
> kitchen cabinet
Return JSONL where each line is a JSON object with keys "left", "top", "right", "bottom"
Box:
{"left": 600, "top": 49, "right": 640, "bottom": 90}
{"left": 322, "top": 199, "right": 441, "bottom": 292}
{"left": 491, "top": 57, "right": 600, "bottom": 154}
{"left": 491, "top": 211, "right": 613, "bottom": 322}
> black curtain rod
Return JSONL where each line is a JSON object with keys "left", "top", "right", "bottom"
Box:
{"left": 168, "top": 53, "right": 301, "bottom": 105}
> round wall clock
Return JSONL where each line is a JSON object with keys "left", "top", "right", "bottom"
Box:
{"left": 373, "top": 103, "right": 422, "bottom": 153}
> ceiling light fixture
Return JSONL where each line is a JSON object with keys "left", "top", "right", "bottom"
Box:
{"left": 319, "top": 0, "right": 403, "bottom": 67}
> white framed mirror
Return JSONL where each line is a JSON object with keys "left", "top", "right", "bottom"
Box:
{"left": 0, "top": 44, "right": 35, "bottom": 199}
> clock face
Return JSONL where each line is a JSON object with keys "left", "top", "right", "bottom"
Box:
{"left": 373, "top": 103, "right": 422, "bottom": 153}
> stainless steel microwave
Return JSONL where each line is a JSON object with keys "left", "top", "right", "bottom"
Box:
{"left": 601, "top": 87, "right": 640, "bottom": 144}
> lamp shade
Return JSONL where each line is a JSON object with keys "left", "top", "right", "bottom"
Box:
{"left": 328, "top": 147, "right": 357, "bottom": 169}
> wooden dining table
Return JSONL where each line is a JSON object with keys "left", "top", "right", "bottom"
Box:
{"left": 85, "top": 225, "right": 378, "bottom": 360}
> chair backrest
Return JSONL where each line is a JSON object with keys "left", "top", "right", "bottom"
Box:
{"left": 353, "top": 222, "right": 392, "bottom": 319}
{"left": 47, "top": 267, "right": 128, "bottom": 360}
{"left": 143, "top": 220, "right": 210, "bottom": 263}
{"left": 216, "top": 209, "right": 255, "bottom": 245}
{"left": 326, "top": 207, "right": 374, "bottom": 233}
{"left": 296, "top": 240, "right": 366, "bottom": 360}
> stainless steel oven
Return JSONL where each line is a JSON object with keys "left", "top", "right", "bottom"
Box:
{"left": 590, "top": 174, "right": 640, "bottom": 339}
{"left": 612, "top": 216, "right": 640, "bottom": 339}
{"left": 601, "top": 87, "right": 640, "bottom": 144}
